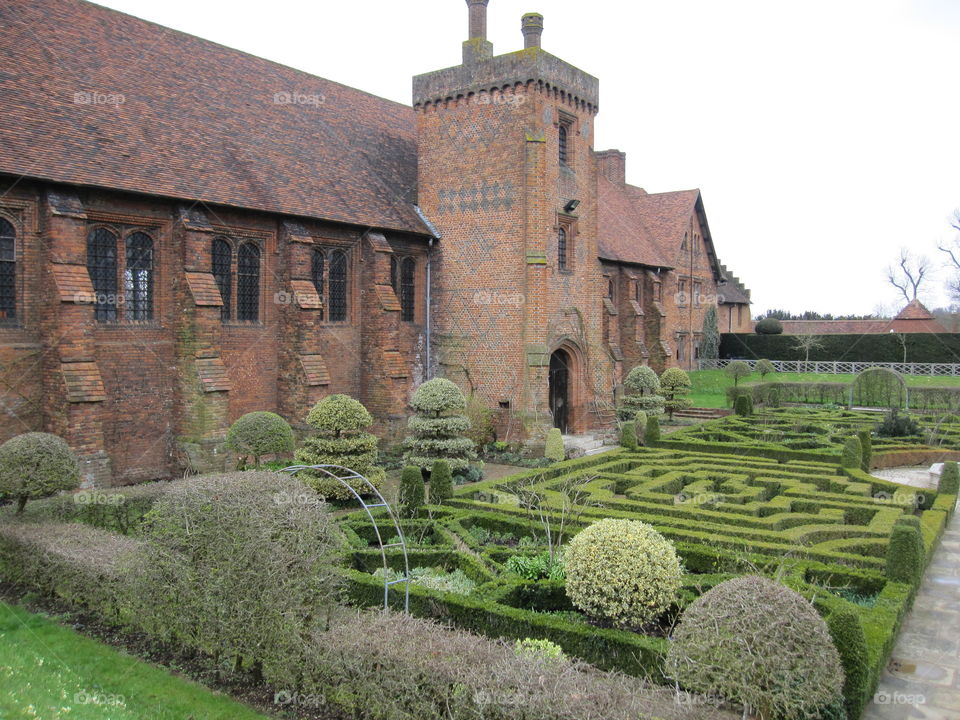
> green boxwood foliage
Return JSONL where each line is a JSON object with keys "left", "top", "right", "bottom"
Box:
{"left": 125, "top": 472, "right": 345, "bottom": 684}
{"left": 0, "top": 432, "right": 80, "bottom": 513}
{"left": 565, "top": 519, "right": 682, "bottom": 629}
{"left": 886, "top": 524, "right": 923, "bottom": 583}
{"left": 619, "top": 421, "right": 638, "bottom": 451}
{"left": 544, "top": 428, "right": 565, "bottom": 462}
{"left": 755, "top": 358, "right": 776, "bottom": 379}
{"left": 857, "top": 429, "right": 873, "bottom": 472}
{"left": 399, "top": 465, "right": 425, "bottom": 518}
{"left": 725, "top": 360, "right": 752, "bottom": 387}
{"left": 841, "top": 436, "right": 862, "bottom": 469}
{"left": 827, "top": 609, "right": 870, "bottom": 720}
{"left": 666, "top": 575, "right": 844, "bottom": 720}
{"left": 645, "top": 415, "right": 661, "bottom": 444}
{"left": 700, "top": 306, "right": 720, "bottom": 361}
{"left": 658, "top": 368, "right": 693, "bottom": 420}
{"left": 404, "top": 379, "right": 477, "bottom": 473}
{"left": 734, "top": 394, "right": 753, "bottom": 417}
{"left": 634, "top": 411, "right": 648, "bottom": 445}
{"left": 226, "top": 411, "right": 294, "bottom": 467}
{"left": 939, "top": 461, "right": 959, "bottom": 495}
{"left": 429, "top": 459, "right": 453, "bottom": 505}
{"left": 755, "top": 316, "right": 784, "bottom": 334}
{"left": 295, "top": 394, "right": 385, "bottom": 499}
{"left": 617, "top": 365, "right": 665, "bottom": 420}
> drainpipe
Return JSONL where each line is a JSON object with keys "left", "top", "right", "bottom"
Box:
{"left": 426, "top": 238, "right": 433, "bottom": 379}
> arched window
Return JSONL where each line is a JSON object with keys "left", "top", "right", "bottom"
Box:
{"left": 558, "top": 124, "right": 568, "bottom": 165}
{"left": 0, "top": 218, "right": 15, "bottom": 324}
{"left": 124, "top": 232, "right": 153, "bottom": 321}
{"left": 680, "top": 232, "right": 688, "bottom": 251}
{"left": 328, "top": 250, "right": 348, "bottom": 322}
{"left": 212, "top": 238, "right": 232, "bottom": 322}
{"left": 634, "top": 280, "right": 641, "bottom": 304}
{"left": 390, "top": 255, "right": 399, "bottom": 294}
{"left": 311, "top": 248, "right": 325, "bottom": 321}
{"left": 557, "top": 227, "right": 567, "bottom": 271}
{"left": 607, "top": 277, "right": 615, "bottom": 300}
{"left": 400, "top": 257, "right": 415, "bottom": 322}
{"left": 236, "top": 242, "right": 260, "bottom": 322}
{"left": 87, "top": 227, "right": 118, "bottom": 322}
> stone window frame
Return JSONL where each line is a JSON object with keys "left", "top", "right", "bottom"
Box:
{"left": 211, "top": 236, "right": 233, "bottom": 322}
{"left": 557, "top": 110, "right": 576, "bottom": 170}
{"left": 236, "top": 241, "right": 261, "bottom": 323}
{"left": 211, "top": 236, "right": 264, "bottom": 325}
{"left": 0, "top": 212, "right": 19, "bottom": 327}
{"left": 310, "top": 244, "right": 352, "bottom": 324}
{"left": 556, "top": 214, "right": 577, "bottom": 274}
{"left": 85, "top": 221, "right": 160, "bottom": 326}
{"left": 390, "top": 253, "right": 417, "bottom": 322}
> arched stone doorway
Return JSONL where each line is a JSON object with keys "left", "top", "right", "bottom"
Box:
{"left": 549, "top": 348, "right": 571, "bottom": 433}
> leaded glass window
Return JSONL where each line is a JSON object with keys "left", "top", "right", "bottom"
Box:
{"left": 124, "top": 232, "right": 153, "bottom": 321}
{"left": 87, "top": 227, "right": 118, "bottom": 322}
{"left": 236, "top": 242, "right": 260, "bottom": 322}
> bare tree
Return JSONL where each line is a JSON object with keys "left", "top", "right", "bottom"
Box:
{"left": 791, "top": 334, "right": 824, "bottom": 366}
{"left": 886, "top": 248, "right": 932, "bottom": 303}
{"left": 937, "top": 210, "right": 960, "bottom": 302}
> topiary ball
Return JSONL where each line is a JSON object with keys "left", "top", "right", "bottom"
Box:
{"left": 410, "top": 378, "right": 467, "bottom": 416}
{"left": 0, "top": 432, "right": 81, "bottom": 512}
{"left": 624, "top": 365, "right": 660, "bottom": 395}
{"left": 755, "top": 317, "right": 784, "bottom": 335}
{"left": 226, "top": 411, "right": 294, "bottom": 464}
{"left": 306, "top": 394, "right": 373, "bottom": 433}
{"left": 565, "top": 518, "right": 682, "bottom": 629}
{"left": 666, "top": 575, "right": 844, "bottom": 720}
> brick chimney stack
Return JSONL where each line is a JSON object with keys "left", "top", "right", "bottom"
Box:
{"left": 521, "top": 13, "right": 543, "bottom": 49}
{"left": 596, "top": 149, "right": 626, "bottom": 185}
{"left": 463, "top": 0, "right": 493, "bottom": 64}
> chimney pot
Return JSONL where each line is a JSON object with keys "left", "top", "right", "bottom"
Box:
{"left": 521, "top": 13, "right": 544, "bottom": 49}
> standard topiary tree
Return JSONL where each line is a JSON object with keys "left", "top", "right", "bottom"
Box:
{"left": 886, "top": 523, "right": 923, "bottom": 583}
{"left": 658, "top": 368, "right": 693, "bottom": 420}
{"left": 0, "top": 432, "right": 81, "bottom": 514}
{"left": 700, "top": 306, "right": 720, "bottom": 361}
{"left": 634, "top": 411, "right": 648, "bottom": 446}
{"left": 857, "top": 429, "right": 873, "bottom": 472}
{"left": 404, "top": 378, "right": 477, "bottom": 474}
{"left": 619, "top": 421, "right": 638, "bottom": 451}
{"left": 429, "top": 459, "right": 453, "bottom": 505}
{"left": 617, "top": 365, "right": 665, "bottom": 421}
{"left": 939, "top": 461, "right": 959, "bottom": 495}
{"left": 544, "top": 428, "right": 565, "bottom": 462}
{"left": 565, "top": 518, "right": 682, "bottom": 629}
{"left": 226, "top": 411, "right": 294, "bottom": 468}
{"left": 645, "top": 415, "right": 661, "bottom": 445}
{"left": 755, "top": 358, "right": 776, "bottom": 380}
{"left": 398, "top": 465, "right": 425, "bottom": 518}
{"left": 666, "top": 575, "right": 845, "bottom": 720}
{"left": 828, "top": 609, "right": 870, "bottom": 719}
{"left": 295, "top": 394, "right": 385, "bottom": 499}
{"left": 725, "top": 360, "right": 751, "bottom": 387}
{"left": 734, "top": 394, "right": 753, "bottom": 417}
{"left": 755, "top": 316, "right": 784, "bottom": 335}
{"left": 841, "top": 436, "right": 862, "bottom": 469}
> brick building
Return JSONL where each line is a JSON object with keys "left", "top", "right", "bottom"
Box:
{"left": 0, "top": 0, "right": 750, "bottom": 485}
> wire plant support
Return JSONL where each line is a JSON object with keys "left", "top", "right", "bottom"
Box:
{"left": 280, "top": 464, "right": 411, "bottom": 613}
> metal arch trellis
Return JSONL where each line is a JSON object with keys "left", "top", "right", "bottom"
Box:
{"left": 280, "top": 464, "right": 410, "bottom": 613}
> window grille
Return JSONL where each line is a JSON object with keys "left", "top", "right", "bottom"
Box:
{"left": 124, "top": 232, "right": 153, "bottom": 321}
{"left": 236, "top": 242, "right": 260, "bottom": 322}
{"left": 87, "top": 227, "right": 118, "bottom": 322}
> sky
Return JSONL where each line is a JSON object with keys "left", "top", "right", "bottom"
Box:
{"left": 94, "top": 0, "right": 960, "bottom": 317}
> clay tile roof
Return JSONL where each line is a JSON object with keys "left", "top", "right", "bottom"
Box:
{"left": 896, "top": 299, "right": 935, "bottom": 321}
{"left": 630, "top": 189, "right": 702, "bottom": 250}
{"left": 596, "top": 176, "right": 673, "bottom": 268}
{"left": 0, "top": 0, "right": 430, "bottom": 236}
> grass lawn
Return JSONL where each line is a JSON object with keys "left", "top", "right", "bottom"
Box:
{"left": 0, "top": 602, "right": 270, "bottom": 720}
{"left": 689, "top": 369, "right": 960, "bottom": 408}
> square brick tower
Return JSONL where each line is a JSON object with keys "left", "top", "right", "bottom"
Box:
{"left": 415, "top": 1, "right": 614, "bottom": 441}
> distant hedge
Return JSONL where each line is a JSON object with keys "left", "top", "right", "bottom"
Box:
{"left": 720, "top": 333, "right": 960, "bottom": 364}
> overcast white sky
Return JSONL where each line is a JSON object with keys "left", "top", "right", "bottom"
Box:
{"left": 95, "top": 0, "right": 960, "bottom": 317}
